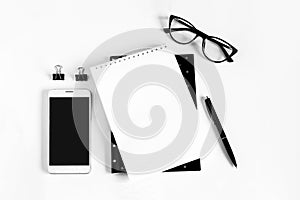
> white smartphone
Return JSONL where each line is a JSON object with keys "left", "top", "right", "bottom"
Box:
{"left": 47, "top": 89, "right": 91, "bottom": 174}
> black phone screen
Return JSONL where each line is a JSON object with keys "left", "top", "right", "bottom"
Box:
{"left": 49, "top": 97, "right": 89, "bottom": 166}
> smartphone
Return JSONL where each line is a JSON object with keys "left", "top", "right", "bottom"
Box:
{"left": 47, "top": 89, "right": 91, "bottom": 174}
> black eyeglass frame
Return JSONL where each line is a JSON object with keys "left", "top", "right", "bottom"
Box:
{"left": 167, "top": 15, "right": 238, "bottom": 63}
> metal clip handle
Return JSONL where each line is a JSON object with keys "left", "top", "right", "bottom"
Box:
{"left": 77, "top": 67, "right": 85, "bottom": 75}
{"left": 55, "top": 65, "right": 63, "bottom": 74}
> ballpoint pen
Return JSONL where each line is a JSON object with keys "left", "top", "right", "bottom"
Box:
{"left": 202, "top": 96, "right": 237, "bottom": 167}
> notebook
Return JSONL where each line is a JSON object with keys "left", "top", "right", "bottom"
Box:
{"left": 90, "top": 45, "right": 203, "bottom": 175}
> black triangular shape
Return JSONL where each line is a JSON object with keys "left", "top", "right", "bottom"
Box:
{"left": 175, "top": 54, "right": 197, "bottom": 109}
{"left": 163, "top": 158, "right": 201, "bottom": 172}
{"left": 111, "top": 131, "right": 127, "bottom": 174}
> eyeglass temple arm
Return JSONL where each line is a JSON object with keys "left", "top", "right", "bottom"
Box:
{"left": 209, "top": 37, "right": 232, "bottom": 50}
{"left": 167, "top": 26, "right": 233, "bottom": 51}
{"left": 164, "top": 27, "right": 207, "bottom": 38}
{"left": 164, "top": 27, "right": 193, "bottom": 33}
{"left": 216, "top": 44, "right": 234, "bottom": 62}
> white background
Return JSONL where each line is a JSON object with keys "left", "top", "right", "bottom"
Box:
{"left": 0, "top": 0, "right": 299, "bottom": 199}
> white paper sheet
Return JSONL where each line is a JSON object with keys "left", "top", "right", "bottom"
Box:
{"left": 90, "top": 47, "right": 210, "bottom": 177}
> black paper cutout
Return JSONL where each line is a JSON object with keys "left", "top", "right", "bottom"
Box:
{"left": 163, "top": 158, "right": 201, "bottom": 172}
{"left": 111, "top": 131, "right": 127, "bottom": 174}
{"left": 175, "top": 54, "right": 197, "bottom": 108}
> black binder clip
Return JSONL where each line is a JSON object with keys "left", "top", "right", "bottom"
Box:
{"left": 52, "top": 65, "right": 65, "bottom": 80}
{"left": 75, "top": 67, "right": 88, "bottom": 81}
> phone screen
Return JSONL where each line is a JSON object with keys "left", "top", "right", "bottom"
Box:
{"left": 49, "top": 97, "right": 89, "bottom": 166}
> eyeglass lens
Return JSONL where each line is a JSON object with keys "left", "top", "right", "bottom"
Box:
{"left": 170, "top": 18, "right": 197, "bottom": 44}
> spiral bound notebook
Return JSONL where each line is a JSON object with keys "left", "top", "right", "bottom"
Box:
{"left": 90, "top": 45, "right": 202, "bottom": 175}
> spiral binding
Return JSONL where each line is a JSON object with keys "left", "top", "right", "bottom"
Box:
{"left": 95, "top": 44, "right": 168, "bottom": 70}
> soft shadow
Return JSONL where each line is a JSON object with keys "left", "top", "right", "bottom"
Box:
{"left": 91, "top": 71, "right": 129, "bottom": 179}
{"left": 191, "top": 42, "right": 206, "bottom": 60}
{"left": 41, "top": 90, "right": 48, "bottom": 173}
{"left": 158, "top": 15, "right": 169, "bottom": 28}
{"left": 90, "top": 80, "right": 112, "bottom": 173}
{"left": 112, "top": 173, "right": 129, "bottom": 181}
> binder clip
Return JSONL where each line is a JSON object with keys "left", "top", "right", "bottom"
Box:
{"left": 75, "top": 67, "right": 88, "bottom": 81}
{"left": 52, "top": 65, "right": 65, "bottom": 80}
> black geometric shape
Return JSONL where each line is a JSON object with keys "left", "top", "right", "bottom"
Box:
{"left": 163, "top": 158, "right": 201, "bottom": 172}
{"left": 175, "top": 54, "right": 197, "bottom": 108}
{"left": 111, "top": 131, "right": 127, "bottom": 174}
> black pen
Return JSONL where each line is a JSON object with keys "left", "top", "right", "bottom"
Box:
{"left": 203, "top": 96, "right": 237, "bottom": 167}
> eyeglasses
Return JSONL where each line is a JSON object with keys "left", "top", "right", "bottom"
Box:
{"left": 165, "top": 15, "right": 238, "bottom": 63}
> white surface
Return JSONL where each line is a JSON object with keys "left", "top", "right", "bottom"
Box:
{"left": 0, "top": 0, "right": 299, "bottom": 199}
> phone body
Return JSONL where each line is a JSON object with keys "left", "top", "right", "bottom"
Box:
{"left": 47, "top": 89, "right": 91, "bottom": 174}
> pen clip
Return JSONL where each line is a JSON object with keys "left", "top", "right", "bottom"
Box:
{"left": 201, "top": 96, "right": 212, "bottom": 119}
